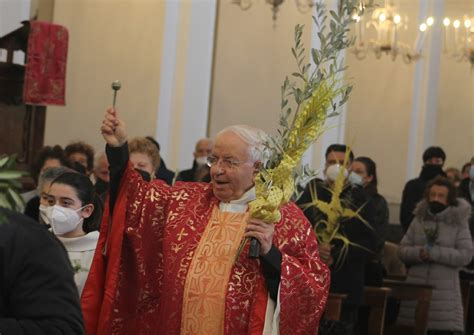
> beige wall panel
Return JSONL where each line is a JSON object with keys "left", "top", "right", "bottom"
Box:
{"left": 344, "top": 55, "right": 415, "bottom": 203}
{"left": 209, "top": 1, "right": 314, "bottom": 137}
{"left": 436, "top": 60, "right": 473, "bottom": 171}
{"left": 436, "top": 1, "right": 474, "bottom": 170}
{"left": 44, "top": 0, "right": 166, "bottom": 152}
{"left": 344, "top": 1, "right": 418, "bottom": 204}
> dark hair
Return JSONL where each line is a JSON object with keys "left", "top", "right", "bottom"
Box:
{"left": 325, "top": 144, "right": 354, "bottom": 162}
{"left": 354, "top": 156, "right": 378, "bottom": 194}
{"left": 65, "top": 141, "right": 95, "bottom": 172}
{"left": 38, "top": 166, "right": 72, "bottom": 191}
{"left": 145, "top": 136, "right": 160, "bottom": 152}
{"left": 50, "top": 172, "right": 103, "bottom": 233}
{"left": 424, "top": 176, "right": 458, "bottom": 206}
{"left": 461, "top": 162, "right": 471, "bottom": 175}
{"left": 31, "top": 145, "right": 69, "bottom": 182}
{"left": 422, "top": 146, "right": 446, "bottom": 163}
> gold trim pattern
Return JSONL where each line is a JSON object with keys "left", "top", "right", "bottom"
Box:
{"left": 181, "top": 206, "right": 249, "bottom": 334}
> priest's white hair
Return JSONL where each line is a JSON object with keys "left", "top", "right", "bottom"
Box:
{"left": 216, "top": 125, "right": 269, "bottom": 164}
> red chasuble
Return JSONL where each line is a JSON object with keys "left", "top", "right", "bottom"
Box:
{"left": 81, "top": 163, "right": 329, "bottom": 334}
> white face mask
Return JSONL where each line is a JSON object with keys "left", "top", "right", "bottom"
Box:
{"left": 325, "top": 164, "right": 348, "bottom": 182}
{"left": 39, "top": 204, "right": 53, "bottom": 225}
{"left": 195, "top": 156, "right": 208, "bottom": 167}
{"left": 47, "top": 205, "right": 85, "bottom": 236}
{"left": 348, "top": 171, "right": 364, "bottom": 186}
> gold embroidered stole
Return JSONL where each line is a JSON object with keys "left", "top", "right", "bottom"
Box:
{"left": 181, "top": 206, "right": 249, "bottom": 334}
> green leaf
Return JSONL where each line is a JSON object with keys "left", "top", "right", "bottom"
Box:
{"left": 0, "top": 171, "right": 24, "bottom": 180}
{"left": 8, "top": 188, "right": 24, "bottom": 208}
{"left": 0, "top": 193, "right": 11, "bottom": 209}
{"left": 312, "top": 49, "right": 319, "bottom": 65}
{"left": 0, "top": 156, "right": 9, "bottom": 168}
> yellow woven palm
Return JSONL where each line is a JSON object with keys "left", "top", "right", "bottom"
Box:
{"left": 309, "top": 148, "right": 366, "bottom": 244}
{"left": 248, "top": 81, "right": 337, "bottom": 223}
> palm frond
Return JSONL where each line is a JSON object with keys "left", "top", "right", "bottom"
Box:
{"left": 0, "top": 155, "right": 27, "bottom": 215}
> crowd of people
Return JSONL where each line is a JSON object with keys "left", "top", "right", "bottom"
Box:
{"left": 0, "top": 109, "right": 472, "bottom": 334}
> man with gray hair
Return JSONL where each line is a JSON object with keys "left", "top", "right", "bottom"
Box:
{"left": 82, "top": 108, "right": 329, "bottom": 335}
{"left": 176, "top": 138, "right": 213, "bottom": 183}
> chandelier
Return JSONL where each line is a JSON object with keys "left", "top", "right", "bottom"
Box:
{"left": 350, "top": 1, "right": 433, "bottom": 63}
{"left": 231, "top": 0, "right": 315, "bottom": 22}
{"left": 442, "top": 16, "right": 474, "bottom": 65}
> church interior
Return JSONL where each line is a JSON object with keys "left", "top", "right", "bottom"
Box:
{"left": 0, "top": 0, "right": 473, "bottom": 334}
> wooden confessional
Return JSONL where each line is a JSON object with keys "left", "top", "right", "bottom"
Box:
{"left": 0, "top": 21, "right": 46, "bottom": 185}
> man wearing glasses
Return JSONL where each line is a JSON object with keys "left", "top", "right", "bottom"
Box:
{"left": 82, "top": 108, "right": 329, "bottom": 335}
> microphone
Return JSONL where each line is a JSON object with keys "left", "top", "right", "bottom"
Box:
{"left": 248, "top": 237, "right": 260, "bottom": 259}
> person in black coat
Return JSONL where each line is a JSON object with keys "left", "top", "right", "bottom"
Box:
{"left": 458, "top": 159, "right": 473, "bottom": 205}
{"left": 399, "top": 146, "right": 447, "bottom": 233}
{"left": 351, "top": 157, "right": 389, "bottom": 285}
{"left": 0, "top": 208, "right": 84, "bottom": 334}
{"left": 297, "top": 144, "right": 376, "bottom": 335}
{"left": 145, "top": 136, "right": 176, "bottom": 185}
{"left": 156, "top": 158, "right": 176, "bottom": 185}
{"left": 176, "top": 138, "right": 213, "bottom": 183}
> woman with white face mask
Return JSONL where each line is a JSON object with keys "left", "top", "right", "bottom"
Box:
{"left": 46, "top": 172, "right": 103, "bottom": 295}
{"left": 37, "top": 166, "right": 72, "bottom": 227}
{"left": 351, "top": 157, "right": 389, "bottom": 265}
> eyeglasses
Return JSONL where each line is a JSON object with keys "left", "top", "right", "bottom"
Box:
{"left": 206, "top": 156, "right": 251, "bottom": 170}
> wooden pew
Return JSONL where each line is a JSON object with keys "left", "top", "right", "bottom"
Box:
{"left": 324, "top": 293, "right": 347, "bottom": 321}
{"left": 383, "top": 279, "right": 433, "bottom": 335}
{"left": 364, "top": 286, "right": 392, "bottom": 335}
{"left": 461, "top": 279, "right": 473, "bottom": 325}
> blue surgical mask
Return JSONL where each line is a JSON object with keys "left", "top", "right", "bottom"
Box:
{"left": 348, "top": 171, "right": 364, "bottom": 186}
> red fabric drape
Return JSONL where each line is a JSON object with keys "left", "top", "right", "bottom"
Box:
{"left": 81, "top": 182, "right": 128, "bottom": 335}
{"left": 23, "top": 21, "right": 68, "bottom": 106}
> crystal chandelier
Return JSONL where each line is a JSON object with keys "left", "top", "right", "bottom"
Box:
{"left": 350, "top": 1, "right": 433, "bottom": 64}
{"left": 442, "top": 16, "right": 474, "bottom": 65}
{"left": 231, "top": 0, "right": 315, "bottom": 22}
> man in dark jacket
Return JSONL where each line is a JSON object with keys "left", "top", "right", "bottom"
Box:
{"left": 176, "top": 138, "right": 212, "bottom": 183}
{"left": 0, "top": 208, "right": 84, "bottom": 334}
{"left": 459, "top": 158, "right": 473, "bottom": 204}
{"left": 145, "top": 136, "right": 176, "bottom": 185}
{"left": 297, "top": 144, "right": 376, "bottom": 335}
{"left": 399, "top": 146, "right": 447, "bottom": 233}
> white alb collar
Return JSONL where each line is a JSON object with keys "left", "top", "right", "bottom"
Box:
{"left": 219, "top": 187, "right": 256, "bottom": 213}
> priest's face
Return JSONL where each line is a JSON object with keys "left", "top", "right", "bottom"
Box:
{"left": 210, "top": 131, "right": 256, "bottom": 202}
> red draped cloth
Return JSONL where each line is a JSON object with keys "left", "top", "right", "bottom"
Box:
{"left": 81, "top": 163, "right": 329, "bottom": 334}
{"left": 23, "top": 21, "right": 68, "bottom": 106}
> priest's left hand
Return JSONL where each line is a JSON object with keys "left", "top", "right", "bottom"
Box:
{"left": 245, "top": 218, "right": 275, "bottom": 256}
